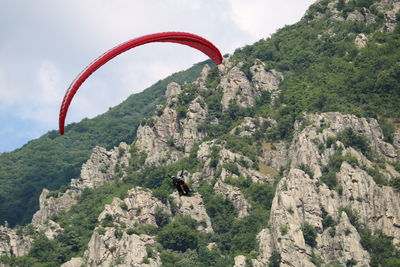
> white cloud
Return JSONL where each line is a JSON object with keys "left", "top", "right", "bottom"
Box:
{"left": 228, "top": 0, "right": 315, "bottom": 41}
{"left": 38, "top": 61, "right": 63, "bottom": 104}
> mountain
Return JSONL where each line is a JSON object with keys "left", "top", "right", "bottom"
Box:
{"left": 0, "top": 62, "right": 207, "bottom": 227}
{"left": 1, "top": 0, "right": 400, "bottom": 266}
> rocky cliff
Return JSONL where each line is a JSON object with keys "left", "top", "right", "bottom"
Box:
{"left": 252, "top": 113, "right": 400, "bottom": 266}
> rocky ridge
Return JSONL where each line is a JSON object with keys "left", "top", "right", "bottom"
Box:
{"left": 32, "top": 142, "right": 131, "bottom": 235}
{"left": 0, "top": 142, "right": 131, "bottom": 262}
{"left": 61, "top": 188, "right": 213, "bottom": 266}
{"left": 252, "top": 112, "right": 400, "bottom": 266}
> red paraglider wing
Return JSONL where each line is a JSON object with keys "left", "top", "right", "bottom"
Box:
{"left": 59, "top": 32, "right": 223, "bottom": 135}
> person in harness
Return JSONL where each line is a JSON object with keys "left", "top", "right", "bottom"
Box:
{"left": 170, "top": 172, "right": 191, "bottom": 196}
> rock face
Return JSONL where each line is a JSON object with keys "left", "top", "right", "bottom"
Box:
{"left": 31, "top": 189, "right": 76, "bottom": 235}
{"left": 165, "top": 82, "right": 181, "bottom": 102}
{"left": 0, "top": 225, "right": 32, "bottom": 258}
{"left": 60, "top": 257, "right": 85, "bottom": 267}
{"left": 234, "top": 255, "right": 247, "bottom": 267}
{"left": 376, "top": 0, "right": 400, "bottom": 32}
{"left": 219, "top": 60, "right": 283, "bottom": 110}
{"left": 61, "top": 187, "right": 166, "bottom": 267}
{"left": 32, "top": 143, "right": 131, "bottom": 230}
{"left": 98, "top": 187, "right": 170, "bottom": 228}
{"left": 70, "top": 142, "right": 131, "bottom": 190}
{"left": 318, "top": 212, "right": 370, "bottom": 266}
{"left": 171, "top": 192, "right": 214, "bottom": 233}
{"left": 253, "top": 112, "right": 400, "bottom": 266}
{"left": 306, "top": 0, "right": 399, "bottom": 34}
{"left": 175, "top": 96, "right": 208, "bottom": 153}
{"left": 136, "top": 85, "right": 208, "bottom": 165}
{"left": 250, "top": 60, "right": 284, "bottom": 103}
{"left": 195, "top": 64, "right": 211, "bottom": 87}
{"left": 68, "top": 189, "right": 213, "bottom": 267}
{"left": 220, "top": 65, "right": 256, "bottom": 109}
{"left": 355, "top": 33, "right": 368, "bottom": 48}
{"left": 2, "top": 41, "right": 399, "bottom": 267}
{"left": 84, "top": 230, "right": 160, "bottom": 267}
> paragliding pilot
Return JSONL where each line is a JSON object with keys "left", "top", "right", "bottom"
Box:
{"left": 170, "top": 171, "right": 191, "bottom": 196}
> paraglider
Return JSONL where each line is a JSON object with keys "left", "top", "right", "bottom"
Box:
{"left": 59, "top": 32, "right": 223, "bottom": 135}
{"left": 170, "top": 171, "right": 191, "bottom": 196}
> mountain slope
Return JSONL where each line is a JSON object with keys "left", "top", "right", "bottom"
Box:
{"left": 0, "top": 61, "right": 207, "bottom": 227}
{"left": 1, "top": 0, "right": 400, "bottom": 266}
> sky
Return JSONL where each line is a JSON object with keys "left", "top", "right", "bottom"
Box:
{"left": 0, "top": 0, "right": 316, "bottom": 153}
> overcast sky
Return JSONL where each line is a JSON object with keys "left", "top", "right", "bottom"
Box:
{"left": 0, "top": 0, "right": 315, "bottom": 152}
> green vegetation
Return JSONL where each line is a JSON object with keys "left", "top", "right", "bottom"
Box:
{"left": 268, "top": 252, "right": 281, "bottom": 267}
{"left": 299, "top": 164, "right": 314, "bottom": 179}
{"left": 336, "top": 128, "right": 372, "bottom": 158}
{"left": 302, "top": 222, "right": 318, "bottom": 247}
{"left": 157, "top": 216, "right": 200, "bottom": 252}
{"left": 320, "top": 146, "right": 359, "bottom": 192}
{"left": 205, "top": 178, "right": 275, "bottom": 257}
{"left": 232, "top": 0, "right": 400, "bottom": 139}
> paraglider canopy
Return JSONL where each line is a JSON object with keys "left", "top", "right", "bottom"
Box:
{"left": 59, "top": 32, "right": 223, "bottom": 135}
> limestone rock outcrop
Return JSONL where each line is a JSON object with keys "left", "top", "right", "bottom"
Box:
{"left": 98, "top": 187, "right": 170, "bottom": 228}
{"left": 219, "top": 59, "right": 283, "bottom": 110}
{"left": 0, "top": 225, "right": 32, "bottom": 258}
{"left": 254, "top": 112, "right": 400, "bottom": 266}
{"left": 355, "top": 33, "right": 368, "bottom": 48}
{"left": 31, "top": 142, "right": 131, "bottom": 237}
{"left": 84, "top": 230, "right": 160, "bottom": 267}
{"left": 70, "top": 143, "right": 131, "bottom": 190}
{"left": 234, "top": 255, "right": 247, "bottom": 267}
{"left": 171, "top": 192, "right": 214, "bottom": 233}
{"left": 136, "top": 85, "right": 208, "bottom": 165}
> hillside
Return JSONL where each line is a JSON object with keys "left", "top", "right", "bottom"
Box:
{"left": 0, "top": 61, "right": 207, "bottom": 227}
{"left": 1, "top": 0, "right": 400, "bottom": 266}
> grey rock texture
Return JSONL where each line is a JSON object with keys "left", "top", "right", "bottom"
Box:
{"left": 376, "top": 0, "right": 400, "bottom": 32}
{"left": 171, "top": 192, "right": 214, "bottom": 233}
{"left": 136, "top": 86, "right": 208, "bottom": 165}
{"left": 84, "top": 229, "right": 160, "bottom": 267}
{"left": 98, "top": 187, "right": 170, "bottom": 228}
{"left": 70, "top": 143, "right": 131, "bottom": 190}
{"left": 355, "top": 33, "right": 368, "bottom": 48}
{"left": 234, "top": 255, "right": 247, "bottom": 267}
{"left": 165, "top": 82, "right": 181, "bottom": 102}
{"left": 195, "top": 64, "right": 211, "bottom": 87}
{"left": 220, "top": 65, "right": 256, "bottom": 110}
{"left": 253, "top": 112, "right": 400, "bottom": 266}
{"left": 60, "top": 257, "right": 85, "bottom": 267}
{"left": 0, "top": 225, "right": 32, "bottom": 258}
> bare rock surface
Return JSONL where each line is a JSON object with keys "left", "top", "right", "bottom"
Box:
{"left": 84, "top": 229, "right": 161, "bottom": 267}
{"left": 234, "top": 255, "right": 247, "bottom": 267}
{"left": 355, "top": 33, "right": 368, "bottom": 48}
{"left": 98, "top": 187, "right": 170, "bottom": 227}
{"left": 0, "top": 225, "right": 32, "bottom": 258}
{"left": 254, "top": 112, "right": 400, "bottom": 266}
{"left": 170, "top": 192, "right": 214, "bottom": 233}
